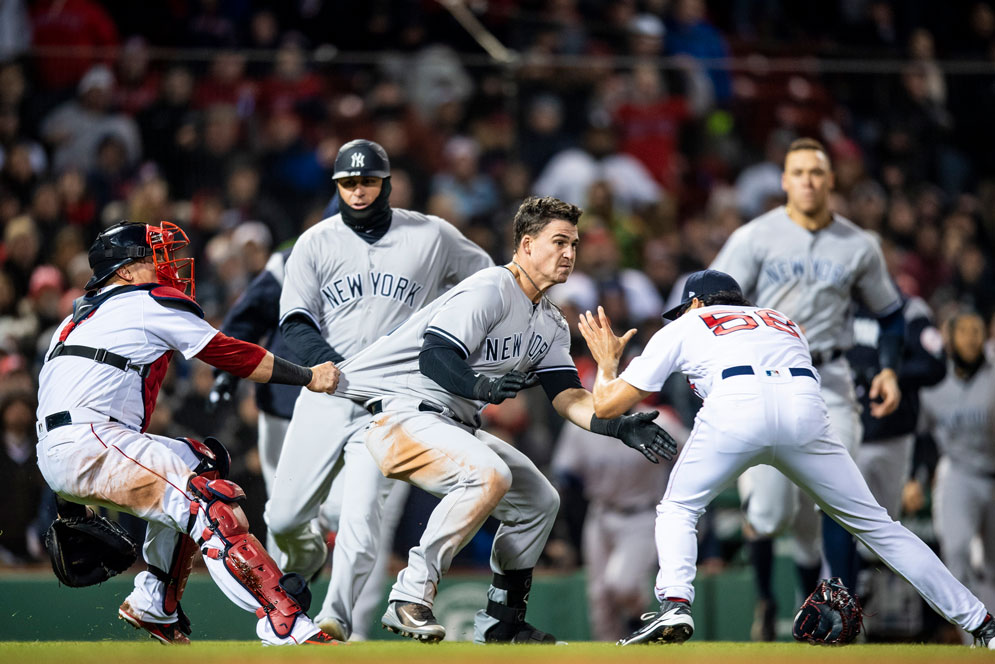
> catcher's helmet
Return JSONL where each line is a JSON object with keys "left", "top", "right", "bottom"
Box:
{"left": 332, "top": 139, "right": 390, "bottom": 180}
{"left": 85, "top": 221, "right": 196, "bottom": 297}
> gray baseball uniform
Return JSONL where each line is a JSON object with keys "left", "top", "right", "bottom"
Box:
{"left": 921, "top": 360, "right": 995, "bottom": 602}
{"left": 264, "top": 208, "right": 492, "bottom": 637}
{"left": 552, "top": 410, "right": 687, "bottom": 641}
{"left": 334, "top": 265, "right": 570, "bottom": 612}
{"left": 711, "top": 206, "right": 901, "bottom": 539}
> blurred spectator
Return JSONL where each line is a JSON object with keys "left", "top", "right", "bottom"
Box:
{"left": 258, "top": 33, "right": 324, "bottom": 119}
{"left": 665, "top": 0, "right": 732, "bottom": 104}
{"left": 40, "top": 65, "right": 142, "bottom": 173}
{"left": 0, "top": 0, "right": 29, "bottom": 62}
{"left": 734, "top": 128, "right": 792, "bottom": 219}
{"left": 113, "top": 36, "right": 160, "bottom": 115}
{"left": 519, "top": 94, "right": 571, "bottom": 177}
{"left": 0, "top": 391, "right": 47, "bottom": 564}
{"left": 2, "top": 215, "right": 41, "bottom": 298}
{"left": 138, "top": 66, "right": 196, "bottom": 184}
{"left": 194, "top": 51, "right": 257, "bottom": 118}
{"left": 612, "top": 63, "right": 694, "bottom": 194}
{"left": 260, "top": 110, "right": 329, "bottom": 221}
{"left": 29, "top": 0, "right": 119, "bottom": 92}
{"left": 430, "top": 136, "right": 499, "bottom": 224}
{"left": 221, "top": 160, "right": 294, "bottom": 244}
{"left": 177, "top": 103, "right": 244, "bottom": 199}
{"left": 533, "top": 119, "right": 661, "bottom": 211}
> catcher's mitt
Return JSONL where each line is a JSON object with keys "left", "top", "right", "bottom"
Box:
{"left": 792, "top": 577, "right": 864, "bottom": 645}
{"left": 44, "top": 512, "right": 138, "bottom": 587}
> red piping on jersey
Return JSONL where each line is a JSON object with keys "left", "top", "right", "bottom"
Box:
{"left": 90, "top": 424, "right": 194, "bottom": 501}
{"left": 196, "top": 332, "right": 267, "bottom": 378}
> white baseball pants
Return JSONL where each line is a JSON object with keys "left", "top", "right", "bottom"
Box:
{"left": 36, "top": 421, "right": 320, "bottom": 644}
{"left": 655, "top": 375, "right": 989, "bottom": 634}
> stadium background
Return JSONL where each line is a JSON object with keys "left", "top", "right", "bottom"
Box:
{"left": 1, "top": 0, "right": 993, "bottom": 644}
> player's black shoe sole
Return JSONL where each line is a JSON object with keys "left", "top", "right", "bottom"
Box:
{"left": 381, "top": 601, "right": 446, "bottom": 643}
{"left": 617, "top": 601, "right": 695, "bottom": 646}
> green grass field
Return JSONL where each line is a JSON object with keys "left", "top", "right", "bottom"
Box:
{"left": 1, "top": 641, "right": 990, "bottom": 664}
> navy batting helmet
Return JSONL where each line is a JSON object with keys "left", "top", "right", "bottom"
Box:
{"left": 332, "top": 139, "right": 390, "bottom": 180}
{"left": 85, "top": 221, "right": 195, "bottom": 296}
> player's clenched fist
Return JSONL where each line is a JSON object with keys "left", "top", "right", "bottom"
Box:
{"left": 307, "top": 361, "right": 340, "bottom": 394}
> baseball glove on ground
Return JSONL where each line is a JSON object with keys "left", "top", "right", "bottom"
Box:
{"left": 792, "top": 576, "right": 864, "bottom": 645}
{"left": 44, "top": 513, "right": 138, "bottom": 587}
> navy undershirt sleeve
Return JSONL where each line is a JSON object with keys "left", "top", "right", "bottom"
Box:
{"left": 419, "top": 332, "right": 478, "bottom": 398}
{"left": 279, "top": 314, "right": 345, "bottom": 366}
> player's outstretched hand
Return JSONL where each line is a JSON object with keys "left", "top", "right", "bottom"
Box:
{"left": 307, "top": 361, "right": 340, "bottom": 394}
{"left": 616, "top": 411, "right": 678, "bottom": 463}
{"left": 868, "top": 368, "right": 901, "bottom": 418}
{"left": 207, "top": 372, "right": 237, "bottom": 413}
{"left": 473, "top": 371, "right": 539, "bottom": 404}
{"left": 578, "top": 306, "right": 636, "bottom": 372}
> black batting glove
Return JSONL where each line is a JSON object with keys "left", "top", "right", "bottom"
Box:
{"left": 472, "top": 371, "right": 540, "bottom": 404}
{"left": 207, "top": 372, "right": 238, "bottom": 413}
{"left": 590, "top": 411, "right": 678, "bottom": 464}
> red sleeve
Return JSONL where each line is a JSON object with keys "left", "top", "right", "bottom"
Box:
{"left": 196, "top": 332, "right": 267, "bottom": 378}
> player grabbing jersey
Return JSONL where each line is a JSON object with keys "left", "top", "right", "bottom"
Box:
{"left": 579, "top": 269, "right": 995, "bottom": 649}
{"left": 711, "top": 137, "right": 904, "bottom": 623}
{"left": 332, "top": 196, "right": 677, "bottom": 643}
{"left": 263, "top": 139, "right": 493, "bottom": 641}
{"left": 35, "top": 221, "right": 340, "bottom": 645}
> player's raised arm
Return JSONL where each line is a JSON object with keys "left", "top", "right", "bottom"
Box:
{"left": 577, "top": 306, "right": 649, "bottom": 418}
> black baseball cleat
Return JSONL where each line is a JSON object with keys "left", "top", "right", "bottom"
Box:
{"left": 617, "top": 598, "right": 694, "bottom": 646}
{"left": 118, "top": 600, "right": 191, "bottom": 645}
{"left": 972, "top": 613, "right": 995, "bottom": 650}
{"left": 381, "top": 601, "right": 446, "bottom": 643}
{"left": 482, "top": 621, "right": 556, "bottom": 644}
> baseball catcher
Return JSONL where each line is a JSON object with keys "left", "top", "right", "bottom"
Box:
{"left": 792, "top": 577, "right": 864, "bottom": 645}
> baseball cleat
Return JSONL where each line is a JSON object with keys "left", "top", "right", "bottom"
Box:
{"left": 616, "top": 599, "right": 694, "bottom": 646}
{"left": 381, "top": 601, "right": 446, "bottom": 642}
{"left": 302, "top": 630, "right": 341, "bottom": 645}
{"left": 972, "top": 613, "right": 995, "bottom": 649}
{"left": 317, "top": 616, "right": 348, "bottom": 641}
{"left": 118, "top": 600, "right": 191, "bottom": 645}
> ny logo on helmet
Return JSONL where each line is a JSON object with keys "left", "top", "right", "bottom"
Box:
{"left": 351, "top": 153, "right": 365, "bottom": 168}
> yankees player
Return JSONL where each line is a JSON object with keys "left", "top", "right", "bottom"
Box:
{"left": 711, "top": 138, "right": 904, "bottom": 619}
{"left": 264, "top": 139, "right": 493, "bottom": 641}
{"left": 333, "top": 196, "right": 677, "bottom": 643}
{"left": 578, "top": 269, "right": 995, "bottom": 649}
{"left": 35, "top": 221, "right": 340, "bottom": 645}
{"left": 920, "top": 312, "right": 995, "bottom": 612}
{"left": 848, "top": 296, "right": 945, "bottom": 523}
{"left": 552, "top": 408, "right": 689, "bottom": 641}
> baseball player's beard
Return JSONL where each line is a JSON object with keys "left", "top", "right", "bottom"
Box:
{"left": 952, "top": 348, "right": 985, "bottom": 378}
{"left": 341, "top": 177, "right": 393, "bottom": 232}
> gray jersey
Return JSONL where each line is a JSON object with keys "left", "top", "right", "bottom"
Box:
{"left": 710, "top": 206, "right": 901, "bottom": 353}
{"left": 336, "top": 266, "right": 575, "bottom": 424}
{"left": 280, "top": 209, "right": 493, "bottom": 358}
{"left": 920, "top": 362, "right": 995, "bottom": 475}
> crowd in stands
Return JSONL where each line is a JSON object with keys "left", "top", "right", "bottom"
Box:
{"left": 1, "top": 2, "right": 994, "bottom": 640}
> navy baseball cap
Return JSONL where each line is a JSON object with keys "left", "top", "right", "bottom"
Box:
{"left": 662, "top": 269, "right": 743, "bottom": 320}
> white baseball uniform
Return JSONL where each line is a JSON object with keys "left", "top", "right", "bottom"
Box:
{"left": 618, "top": 302, "right": 989, "bottom": 634}
{"left": 36, "top": 285, "right": 322, "bottom": 645}
{"left": 711, "top": 207, "right": 901, "bottom": 544}
{"left": 334, "top": 265, "right": 571, "bottom": 609}
{"left": 264, "top": 208, "right": 492, "bottom": 637}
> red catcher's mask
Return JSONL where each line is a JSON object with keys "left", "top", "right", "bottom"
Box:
{"left": 147, "top": 222, "right": 195, "bottom": 298}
